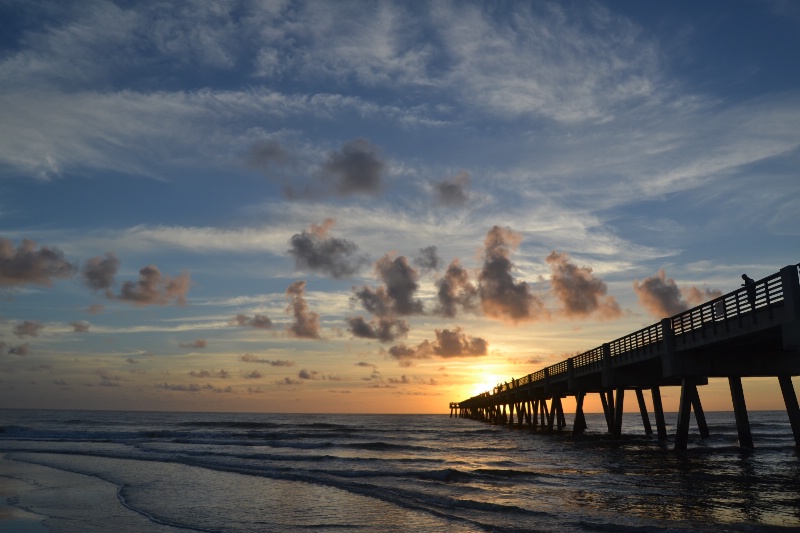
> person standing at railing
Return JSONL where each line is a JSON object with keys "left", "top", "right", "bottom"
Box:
{"left": 742, "top": 274, "right": 756, "bottom": 308}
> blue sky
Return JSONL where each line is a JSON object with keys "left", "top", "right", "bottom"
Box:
{"left": 1, "top": 0, "right": 799, "bottom": 413}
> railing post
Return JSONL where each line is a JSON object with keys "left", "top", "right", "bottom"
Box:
{"left": 601, "top": 343, "right": 612, "bottom": 388}
{"left": 781, "top": 265, "right": 800, "bottom": 349}
{"left": 660, "top": 318, "right": 679, "bottom": 378}
{"left": 567, "top": 357, "right": 575, "bottom": 391}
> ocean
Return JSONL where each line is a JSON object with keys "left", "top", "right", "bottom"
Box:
{"left": 1, "top": 409, "right": 799, "bottom": 532}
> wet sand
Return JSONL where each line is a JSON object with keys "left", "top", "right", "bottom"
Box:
{"left": 0, "top": 454, "right": 181, "bottom": 532}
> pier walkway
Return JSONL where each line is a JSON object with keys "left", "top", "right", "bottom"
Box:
{"left": 450, "top": 264, "right": 800, "bottom": 450}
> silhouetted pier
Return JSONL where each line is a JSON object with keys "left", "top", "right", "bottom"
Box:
{"left": 450, "top": 264, "right": 800, "bottom": 450}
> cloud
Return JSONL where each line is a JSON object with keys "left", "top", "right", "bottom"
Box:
{"left": 115, "top": 265, "right": 191, "bottom": 306}
{"left": 434, "top": 170, "right": 470, "bottom": 207}
{"left": 242, "top": 370, "right": 263, "bottom": 379}
{"left": 274, "top": 377, "right": 303, "bottom": 386}
{"left": 298, "top": 369, "right": 318, "bottom": 380}
{"left": 355, "top": 361, "right": 377, "bottom": 368}
{"left": 0, "top": 238, "right": 77, "bottom": 286}
{"left": 633, "top": 269, "right": 721, "bottom": 318}
{"left": 14, "top": 320, "right": 44, "bottom": 338}
{"left": 246, "top": 139, "right": 293, "bottom": 171}
{"left": 298, "top": 369, "right": 342, "bottom": 381}
{"left": 321, "top": 138, "right": 386, "bottom": 196}
{"left": 353, "top": 254, "right": 423, "bottom": 317}
{"left": 413, "top": 246, "right": 442, "bottom": 273}
{"left": 546, "top": 251, "right": 622, "bottom": 320}
{"left": 70, "top": 321, "right": 90, "bottom": 333}
{"left": 288, "top": 219, "right": 368, "bottom": 278}
{"left": 238, "top": 354, "right": 295, "bottom": 366}
{"left": 82, "top": 253, "right": 120, "bottom": 292}
{"left": 683, "top": 286, "right": 723, "bottom": 307}
{"left": 92, "top": 369, "right": 124, "bottom": 386}
{"left": 387, "top": 327, "right": 488, "bottom": 365}
{"left": 434, "top": 260, "right": 479, "bottom": 317}
{"left": 346, "top": 316, "right": 409, "bottom": 343}
{"left": 179, "top": 339, "right": 207, "bottom": 349}
{"left": 478, "top": 226, "right": 545, "bottom": 322}
{"left": 156, "top": 382, "right": 233, "bottom": 393}
{"left": 187, "top": 369, "right": 229, "bottom": 379}
{"left": 8, "top": 343, "right": 31, "bottom": 356}
{"left": 286, "top": 280, "right": 321, "bottom": 339}
{"left": 231, "top": 313, "right": 273, "bottom": 329}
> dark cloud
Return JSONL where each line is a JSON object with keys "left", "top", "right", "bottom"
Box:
{"left": 387, "top": 328, "right": 488, "bottom": 365}
{"left": 246, "top": 139, "right": 293, "bottom": 170}
{"left": 355, "top": 361, "right": 377, "bottom": 368}
{"left": 125, "top": 358, "right": 139, "bottom": 364}
{"left": 288, "top": 219, "right": 368, "bottom": 278}
{"left": 0, "top": 238, "right": 77, "bottom": 286}
{"left": 633, "top": 269, "right": 722, "bottom": 318}
{"left": 298, "top": 369, "right": 318, "bottom": 380}
{"left": 434, "top": 260, "right": 479, "bottom": 317}
{"left": 478, "top": 226, "right": 545, "bottom": 323}
{"left": 156, "top": 382, "right": 233, "bottom": 393}
{"left": 346, "top": 316, "right": 409, "bottom": 343}
{"left": 242, "top": 370, "right": 263, "bottom": 379}
{"left": 413, "top": 246, "right": 442, "bottom": 273}
{"left": 434, "top": 170, "right": 470, "bottom": 207}
{"left": 231, "top": 314, "right": 273, "bottom": 329}
{"left": 179, "top": 339, "right": 207, "bottom": 349}
{"left": 14, "top": 320, "right": 44, "bottom": 337}
{"left": 274, "top": 377, "right": 303, "bottom": 386}
{"left": 239, "top": 354, "right": 295, "bottom": 366}
{"left": 8, "top": 343, "right": 31, "bottom": 356}
{"left": 286, "top": 280, "right": 322, "bottom": 339}
{"left": 82, "top": 253, "right": 120, "bottom": 292}
{"left": 115, "top": 265, "right": 191, "bottom": 306}
{"left": 188, "top": 369, "right": 229, "bottom": 379}
{"left": 546, "top": 251, "right": 622, "bottom": 320}
{"left": 321, "top": 138, "right": 385, "bottom": 196}
{"left": 70, "top": 321, "right": 90, "bottom": 333}
{"left": 353, "top": 255, "right": 423, "bottom": 317}
{"left": 298, "top": 369, "right": 343, "bottom": 381}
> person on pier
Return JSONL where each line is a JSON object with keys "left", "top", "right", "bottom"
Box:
{"left": 741, "top": 274, "right": 756, "bottom": 308}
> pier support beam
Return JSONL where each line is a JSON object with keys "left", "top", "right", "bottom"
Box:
{"left": 613, "top": 388, "right": 625, "bottom": 438}
{"left": 728, "top": 376, "right": 754, "bottom": 450}
{"left": 691, "top": 389, "right": 710, "bottom": 439}
{"left": 675, "top": 379, "right": 708, "bottom": 450}
{"left": 636, "top": 388, "right": 653, "bottom": 436}
{"left": 573, "top": 392, "right": 587, "bottom": 435}
{"left": 600, "top": 390, "right": 614, "bottom": 433}
{"left": 778, "top": 375, "right": 800, "bottom": 446}
{"left": 651, "top": 386, "right": 668, "bottom": 441}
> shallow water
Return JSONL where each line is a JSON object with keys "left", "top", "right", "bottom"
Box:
{"left": 2, "top": 409, "right": 799, "bottom": 532}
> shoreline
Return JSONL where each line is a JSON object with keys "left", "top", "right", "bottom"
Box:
{"left": 0, "top": 454, "right": 182, "bottom": 532}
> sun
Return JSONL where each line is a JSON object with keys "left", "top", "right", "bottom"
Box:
{"left": 468, "top": 375, "right": 504, "bottom": 398}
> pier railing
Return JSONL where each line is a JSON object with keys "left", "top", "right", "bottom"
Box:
{"left": 476, "top": 264, "right": 798, "bottom": 402}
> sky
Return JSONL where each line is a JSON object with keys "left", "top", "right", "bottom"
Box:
{"left": 1, "top": 0, "right": 799, "bottom": 415}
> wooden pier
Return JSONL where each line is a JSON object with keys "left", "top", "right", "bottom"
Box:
{"left": 451, "top": 264, "right": 800, "bottom": 450}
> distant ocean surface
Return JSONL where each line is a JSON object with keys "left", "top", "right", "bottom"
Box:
{"left": 2, "top": 409, "right": 800, "bottom": 532}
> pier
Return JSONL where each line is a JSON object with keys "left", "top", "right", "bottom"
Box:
{"left": 450, "top": 264, "right": 800, "bottom": 450}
